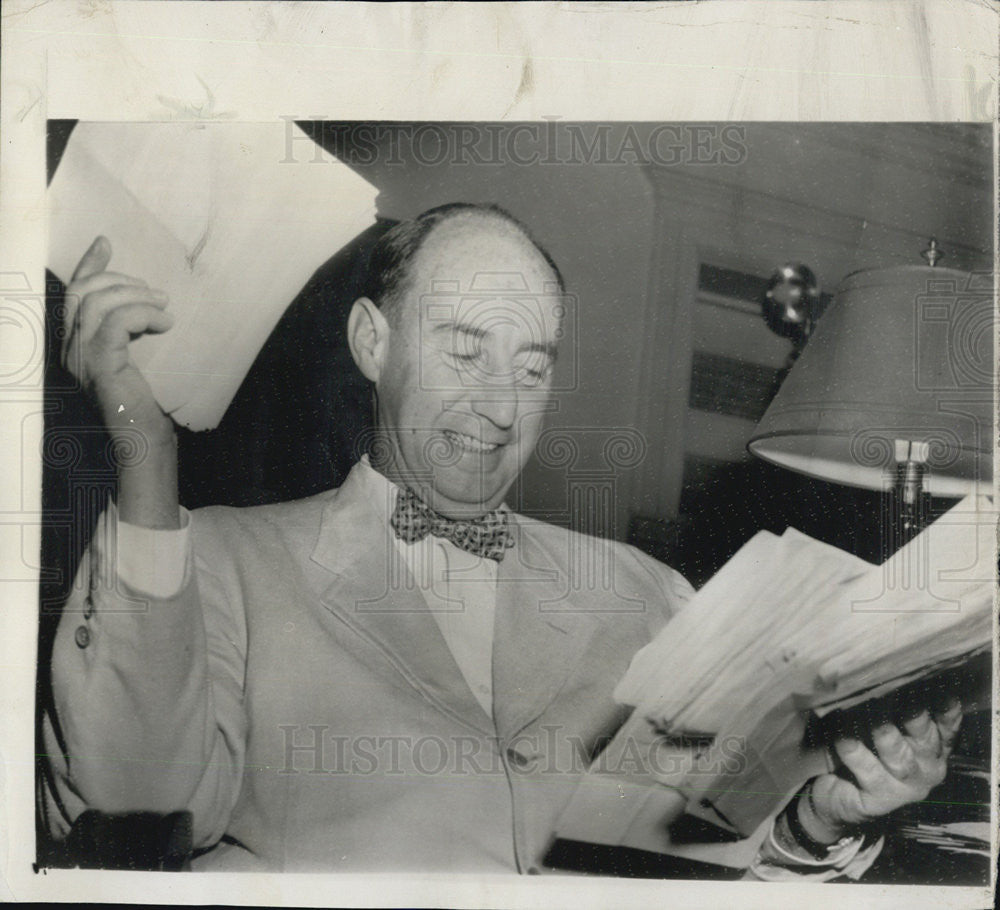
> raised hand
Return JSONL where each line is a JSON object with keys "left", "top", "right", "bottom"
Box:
{"left": 62, "top": 235, "right": 175, "bottom": 442}
{"left": 61, "top": 235, "right": 181, "bottom": 528}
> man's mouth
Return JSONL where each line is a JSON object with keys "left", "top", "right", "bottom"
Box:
{"left": 443, "top": 429, "right": 501, "bottom": 454}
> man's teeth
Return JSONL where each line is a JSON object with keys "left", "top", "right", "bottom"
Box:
{"left": 444, "top": 430, "right": 499, "bottom": 453}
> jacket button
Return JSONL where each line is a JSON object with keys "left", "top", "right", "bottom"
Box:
{"left": 82, "top": 595, "right": 95, "bottom": 620}
{"left": 74, "top": 625, "right": 91, "bottom": 649}
{"left": 527, "top": 866, "right": 541, "bottom": 875}
{"left": 506, "top": 748, "right": 529, "bottom": 768}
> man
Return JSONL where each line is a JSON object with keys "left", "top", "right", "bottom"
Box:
{"left": 43, "top": 203, "right": 962, "bottom": 877}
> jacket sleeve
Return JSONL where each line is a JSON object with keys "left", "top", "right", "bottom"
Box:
{"left": 624, "top": 542, "right": 696, "bottom": 631}
{"left": 42, "top": 502, "right": 247, "bottom": 850}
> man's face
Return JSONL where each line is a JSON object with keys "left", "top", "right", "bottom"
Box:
{"left": 374, "top": 219, "right": 563, "bottom": 517}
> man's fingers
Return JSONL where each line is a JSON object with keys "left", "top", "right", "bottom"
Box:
{"left": 95, "top": 303, "right": 175, "bottom": 343}
{"left": 78, "top": 286, "right": 170, "bottom": 345}
{"left": 69, "top": 271, "right": 151, "bottom": 297}
{"left": 934, "top": 697, "right": 963, "bottom": 725}
{"left": 64, "top": 282, "right": 167, "bottom": 351}
{"left": 76, "top": 285, "right": 167, "bottom": 358}
{"left": 901, "top": 709, "right": 932, "bottom": 738}
{"left": 933, "top": 698, "right": 963, "bottom": 752}
{"left": 835, "top": 737, "right": 886, "bottom": 786}
{"left": 87, "top": 303, "right": 175, "bottom": 369}
{"left": 144, "top": 310, "right": 175, "bottom": 335}
{"left": 63, "top": 275, "right": 156, "bottom": 343}
{"left": 901, "top": 710, "right": 943, "bottom": 758}
{"left": 70, "top": 235, "right": 112, "bottom": 283}
{"left": 871, "top": 723, "right": 921, "bottom": 780}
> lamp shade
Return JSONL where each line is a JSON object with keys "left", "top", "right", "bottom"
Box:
{"left": 748, "top": 265, "right": 993, "bottom": 497}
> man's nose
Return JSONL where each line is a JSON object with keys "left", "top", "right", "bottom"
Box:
{"left": 469, "top": 381, "right": 518, "bottom": 431}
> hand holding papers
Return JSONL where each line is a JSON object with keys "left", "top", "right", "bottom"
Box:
{"left": 554, "top": 496, "right": 994, "bottom": 860}
{"left": 48, "top": 122, "right": 378, "bottom": 430}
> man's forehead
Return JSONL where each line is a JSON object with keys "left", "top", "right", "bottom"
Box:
{"left": 411, "top": 217, "right": 559, "bottom": 292}
{"left": 415, "top": 228, "right": 565, "bottom": 345}
{"left": 420, "top": 290, "right": 564, "bottom": 347}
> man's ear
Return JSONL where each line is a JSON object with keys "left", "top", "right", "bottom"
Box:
{"left": 347, "top": 297, "right": 390, "bottom": 383}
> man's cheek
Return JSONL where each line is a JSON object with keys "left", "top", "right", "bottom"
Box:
{"left": 517, "top": 412, "right": 547, "bottom": 451}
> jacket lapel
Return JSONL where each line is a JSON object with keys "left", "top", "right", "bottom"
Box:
{"left": 492, "top": 517, "right": 598, "bottom": 741}
{"left": 309, "top": 464, "right": 494, "bottom": 735}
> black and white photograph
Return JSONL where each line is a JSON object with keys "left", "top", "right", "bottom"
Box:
{"left": 1, "top": 3, "right": 997, "bottom": 908}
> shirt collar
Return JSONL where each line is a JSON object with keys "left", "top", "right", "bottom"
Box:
{"left": 355, "top": 453, "right": 401, "bottom": 529}
{"left": 354, "top": 454, "right": 510, "bottom": 523}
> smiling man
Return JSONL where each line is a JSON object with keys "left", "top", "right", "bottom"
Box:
{"left": 42, "top": 203, "right": 962, "bottom": 878}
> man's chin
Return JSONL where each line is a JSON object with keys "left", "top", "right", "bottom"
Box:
{"left": 424, "top": 482, "right": 507, "bottom": 519}
{"left": 385, "top": 450, "right": 515, "bottom": 516}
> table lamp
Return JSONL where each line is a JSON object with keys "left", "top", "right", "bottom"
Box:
{"left": 748, "top": 241, "right": 993, "bottom": 548}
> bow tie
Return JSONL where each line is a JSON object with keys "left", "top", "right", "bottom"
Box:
{"left": 390, "top": 487, "right": 515, "bottom": 562}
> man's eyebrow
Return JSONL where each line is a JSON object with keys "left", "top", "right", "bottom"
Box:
{"left": 525, "top": 340, "right": 559, "bottom": 363}
{"left": 434, "top": 321, "right": 487, "bottom": 342}
{"left": 434, "top": 322, "right": 559, "bottom": 362}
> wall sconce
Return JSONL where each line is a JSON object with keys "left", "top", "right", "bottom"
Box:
{"left": 761, "top": 262, "right": 821, "bottom": 353}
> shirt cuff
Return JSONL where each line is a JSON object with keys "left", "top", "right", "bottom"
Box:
{"left": 117, "top": 508, "right": 192, "bottom": 599}
{"left": 747, "top": 806, "right": 884, "bottom": 882}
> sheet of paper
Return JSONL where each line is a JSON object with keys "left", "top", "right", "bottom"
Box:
{"left": 48, "top": 122, "right": 378, "bottom": 429}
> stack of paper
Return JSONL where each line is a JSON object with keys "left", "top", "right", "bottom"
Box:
{"left": 48, "top": 122, "right": 378, "bottom": 430}
{"left": 555, "top": 496, "right": 994, "bottom": 852}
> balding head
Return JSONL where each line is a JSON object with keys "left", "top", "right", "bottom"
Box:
{"left": 364, "top": 203, "right": 564, "bottom": 326}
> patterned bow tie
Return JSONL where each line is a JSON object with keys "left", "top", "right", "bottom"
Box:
{"left": 390, "top": 487, "right": 515, "bottom": 562}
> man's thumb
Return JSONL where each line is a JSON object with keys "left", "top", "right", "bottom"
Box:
{"left": 71, "top": 235, "right": 112, "bottom": 283}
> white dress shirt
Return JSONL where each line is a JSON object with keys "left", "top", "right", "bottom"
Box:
{"left": 355, "top": 457, "right": 499, "bottom": 716}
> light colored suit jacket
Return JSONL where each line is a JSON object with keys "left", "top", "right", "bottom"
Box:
{"left": 44, "top": 461, "right": 693, "bottom": 872}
